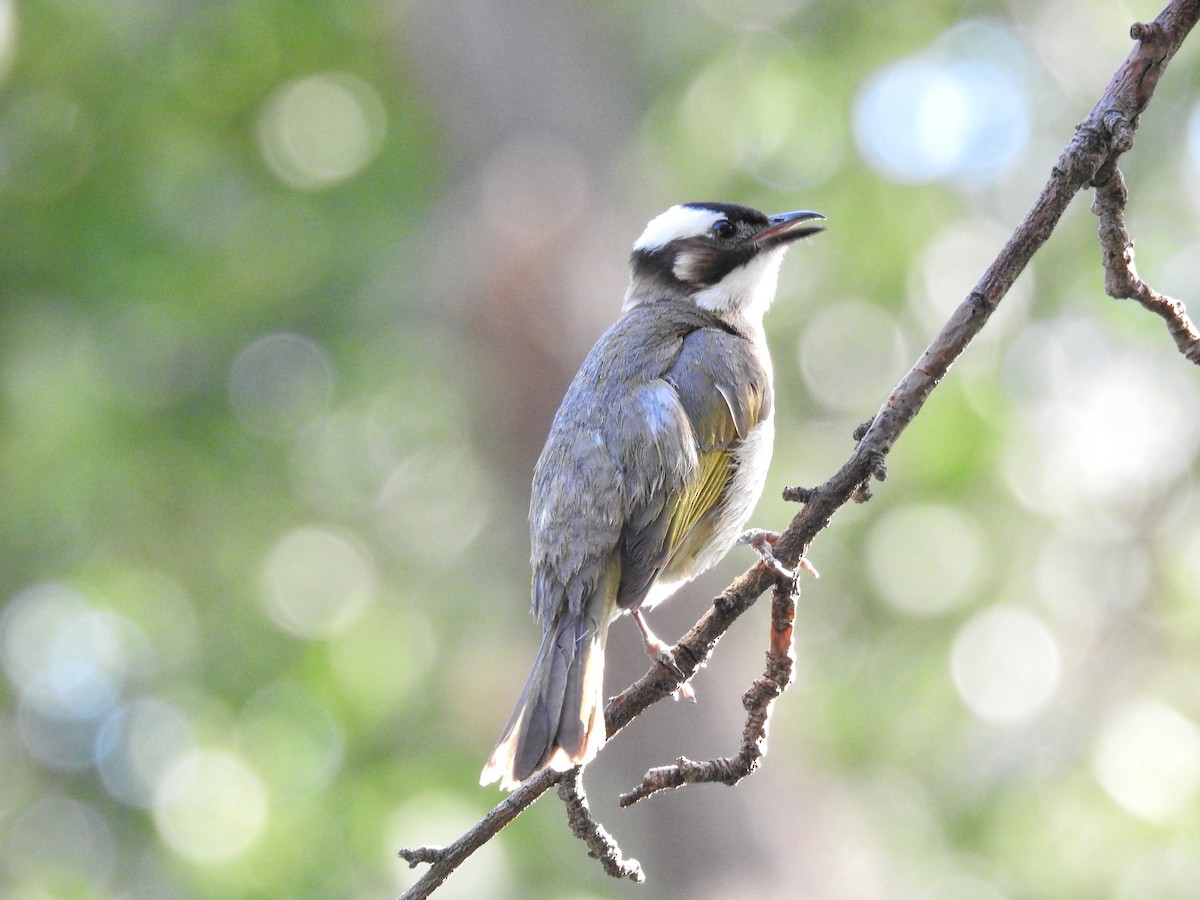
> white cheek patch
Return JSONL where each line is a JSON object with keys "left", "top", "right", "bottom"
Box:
{"left": 671, "top": 246, "right": 711, "bottom": 284}
{"left": 633, "top": 205, "right": 722, "bottom": 252}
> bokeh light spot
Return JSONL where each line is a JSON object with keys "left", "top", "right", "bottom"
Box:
{"left": 854, "top": 22, "right": 1030, "bottom": 183}
{"left": 258, "top": 72, "right": 386, "bottom": 190}
{"left": 1095, "top": 699, "right": 1200, "bottom": 822}
{"left": 1003, "top": 321, "right": 1200, "bottom": 517}
{"left": 228, "top": 332, "right": 335, "bottom": 439}
{"left": 1, "top": 584, "right": 149, "bottom": 773}
{"left": 154, "top": 749, "right": 268, "bottom": 865}
{"left": 950, "top": 605, "right": 1060, "bottom": 723}
{"left": 2, "top": 583, "right": 93, "bottom": 696}
{"left": 260, "top": 525, "right": 377, "bottom": 639}
{"left": 95, "top": 698, "right": 196, "bottom": 809}
{"left": 867, "top": 504, "right": 988, "bottom": 616}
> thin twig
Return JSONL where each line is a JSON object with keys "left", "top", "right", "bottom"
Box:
{"left": 1091, "top": 162, "right": 1200, "bottom": 363}
{"left": 1082, "top": 12, "right": 1200, "bottom": 363}
{"left": 557, "top": 769, "right": 646, "bottom": 882}
{"left": 398, "top": 767, "right": 559, "bottom": 899}
{"left": 398, "top": 4, "right": 1200, "bottom": 895}
{"left": 619, "top": 578, "right": 799, "bottom": 806}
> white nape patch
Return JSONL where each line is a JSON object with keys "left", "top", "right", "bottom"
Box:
{"left": 633, "top": 204, "right": 722, "bottom": 252}
{"left": 693, "top": 246, "right": 787, "bottom": 325}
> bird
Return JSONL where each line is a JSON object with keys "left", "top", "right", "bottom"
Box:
{"left": 480, "top": 201, "right": 824, "bottom": 791}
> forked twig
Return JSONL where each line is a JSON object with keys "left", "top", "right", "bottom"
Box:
{"left": 1091, "top": 160, "right": 1200, "bottom": 364}
{"left": 557, "top": 768, "right": 645, "bottom": 882}
{"left": 619, "top": 577, "right": 799, "bottom": 806}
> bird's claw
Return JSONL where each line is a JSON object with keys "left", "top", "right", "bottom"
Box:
{"left": 632, "top": 609, "right": 697, "bottom": 702}
{"left": 737, "top": 528, "right": 819, "bottom": 581}
{"left": 644, "top": 638, "right": 697, "bottom": 702}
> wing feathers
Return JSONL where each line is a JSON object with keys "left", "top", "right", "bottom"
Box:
{"left": 616, "top": 326, "right": 771, "bottom": 609}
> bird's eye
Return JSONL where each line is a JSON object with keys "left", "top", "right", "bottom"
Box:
{"left": 712, "top": 220, "right": 734, "bottom": 239}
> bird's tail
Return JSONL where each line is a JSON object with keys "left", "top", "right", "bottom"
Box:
{"left": 480, "top": 602, "right": 611, "bottom": 791}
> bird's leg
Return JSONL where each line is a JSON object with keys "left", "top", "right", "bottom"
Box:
{"left": 737, "top": 529, "right": 819, "bottom": 581}
{"left": 631, "top": 608, "right": 696, "bottom": 702}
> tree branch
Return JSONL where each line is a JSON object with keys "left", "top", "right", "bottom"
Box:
{"left": 1091, "top": 161, "right": 1200, "bottom": 363}
{"left": 398, "top": 767, "right": 558, "bottom": 897}
{"left": 557, "top": 768, "right": 646, "bottom": 882}
{"left": 398, "top": 3, "right": 1199, "bottom": 895}
{"left": 619, "top": 578, "right": 799, "bottom": 806}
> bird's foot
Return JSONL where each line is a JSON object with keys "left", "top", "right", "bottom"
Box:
{"left": 737, "top": 529, "right": 819, "bottom": 581}
{"left": 631, "top": 609, "right": 696, "bottom": 702}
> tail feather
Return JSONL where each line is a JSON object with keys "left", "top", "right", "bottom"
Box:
{"left": 481, "top": 608, "right": 609, "bottom": 790}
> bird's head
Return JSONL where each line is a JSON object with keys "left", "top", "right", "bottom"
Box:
{"left": 623, "top": 201, "right": 824, "bottom": 327}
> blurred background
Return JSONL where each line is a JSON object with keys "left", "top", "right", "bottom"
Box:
{"left": 1, "top": 0, "right": 1199, "bottom": 897}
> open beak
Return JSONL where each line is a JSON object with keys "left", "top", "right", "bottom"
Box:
{"left": 754, "top": 210, "right": 826, "bottom": 248}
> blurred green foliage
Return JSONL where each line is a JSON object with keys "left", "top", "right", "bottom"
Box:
{"left": 1, "top": 0, "right": 1199, "bottom": 897}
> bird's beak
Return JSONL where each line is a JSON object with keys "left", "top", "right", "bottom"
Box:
{"left": 754, "top": 210, "right": 826, "bottom": 248}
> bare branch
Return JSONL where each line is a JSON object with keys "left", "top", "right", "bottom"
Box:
{"left": 557, "top": 769, "right": 646, "bottom": 882}
{"left": 619, "top": 579, "right": 799, "bottom": 806}
{"left": 397, "top": 768, "right": 559, "bottom": 900}
{"left": 1091, "top": 163, "right": 1200, "bottom": 364}
{"left": 1080, "top": 7, "right": 1200, "bottom": 363}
